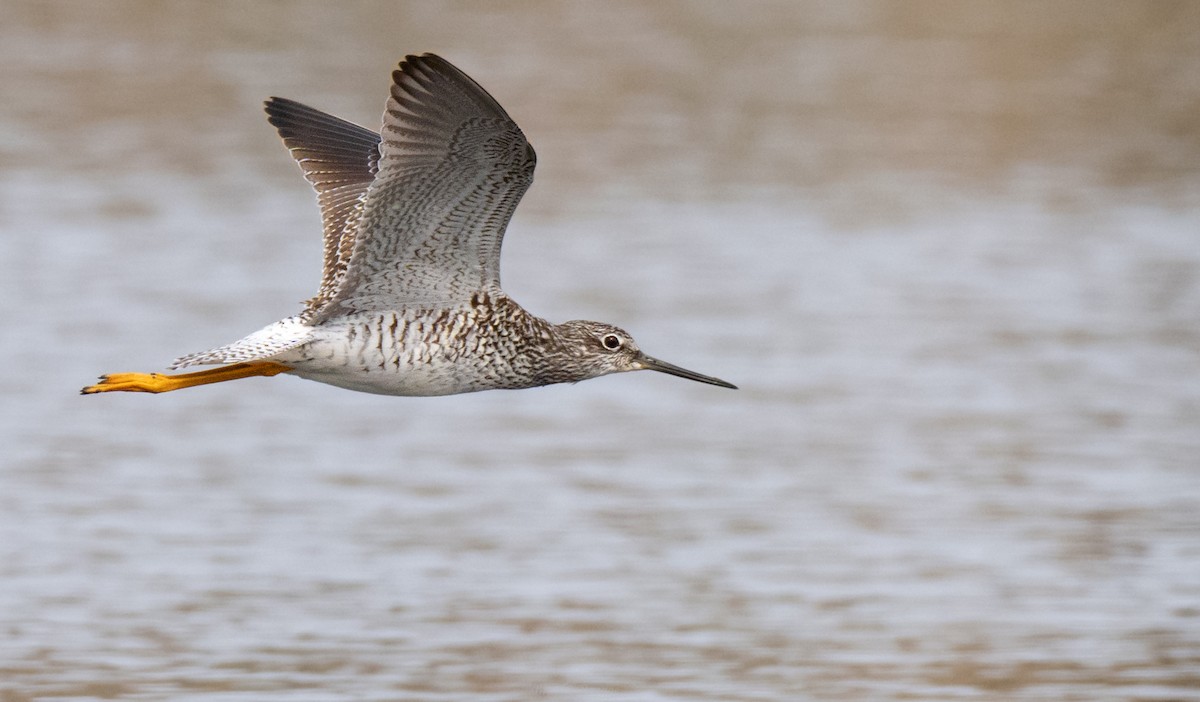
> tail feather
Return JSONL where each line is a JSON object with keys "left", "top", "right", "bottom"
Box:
{"left": 171, "top": 316, "right": 311, "bottom": 369}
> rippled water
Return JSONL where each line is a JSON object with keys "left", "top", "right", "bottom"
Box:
{"left": 2, "top": 2, "right": 1198, "bottom": 700}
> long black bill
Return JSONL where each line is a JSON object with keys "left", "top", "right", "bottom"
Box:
{"left": 636, "top": 354, "right": 737, "bottom": 389}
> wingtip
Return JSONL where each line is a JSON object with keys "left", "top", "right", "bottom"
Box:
{"left": 394, "top": 53, "right": 462, "bottom": 88}
{"left": 400, "top": 52, "right": 440, "bottom": 66}
{"left": 264, "top": 97, "right": 294, "bottom": 129}
{"left": 264, "top": 96, "right": 300, "bottom": 121}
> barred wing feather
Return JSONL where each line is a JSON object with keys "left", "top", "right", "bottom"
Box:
{"left": 314, "top": 53, "right": 536, "bottom": 320}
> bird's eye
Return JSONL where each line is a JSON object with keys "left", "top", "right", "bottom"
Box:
{"left": 602, "top": 334, "right": 623, "bottom": 350}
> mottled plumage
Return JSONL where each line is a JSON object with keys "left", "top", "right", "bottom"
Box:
{"left": 82, "top": 54, "right": 735, "bottom": 397}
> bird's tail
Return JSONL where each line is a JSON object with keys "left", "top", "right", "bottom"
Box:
{"left": 169, "top": 316, "right": 312, "bottom": 369}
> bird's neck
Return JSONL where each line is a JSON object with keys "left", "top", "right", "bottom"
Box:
{"left": 469, "top": 292, "right": 593, "bottom": 387}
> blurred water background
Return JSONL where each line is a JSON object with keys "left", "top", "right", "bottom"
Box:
{"left": 1, "top": 1, "right": 1198, "bottom": 700}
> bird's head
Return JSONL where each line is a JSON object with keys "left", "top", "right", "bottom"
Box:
{"left": 550, "top": 320, "right": 736, "bottom": 389}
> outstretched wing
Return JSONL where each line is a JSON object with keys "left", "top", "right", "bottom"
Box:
{"left": 264, "top": 98, "right": 382, "bottom": 317}
{"left": 313, "top": 53, "right": 536, "bottom": 321}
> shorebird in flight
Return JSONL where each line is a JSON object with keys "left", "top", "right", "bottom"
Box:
{"left": 83, "top": 54, "right": 735, "bottom": 397}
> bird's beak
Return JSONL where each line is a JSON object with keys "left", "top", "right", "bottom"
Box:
{"left": 634, "top": 353, "right": 737, "bottom": 389}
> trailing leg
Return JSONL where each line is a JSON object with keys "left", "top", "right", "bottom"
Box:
{"left": 81, "top": 361, "right": 291, "bottom": 394}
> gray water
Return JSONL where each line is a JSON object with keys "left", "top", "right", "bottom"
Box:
{"left": 2, "top": 2, "right": 1198, "bottom": 700}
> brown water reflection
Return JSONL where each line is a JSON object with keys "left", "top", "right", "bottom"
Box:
{"left": 2, "top": 1, "right": 1199, "bottom": 700}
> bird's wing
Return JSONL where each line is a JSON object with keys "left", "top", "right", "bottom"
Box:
{"left": 313, "top": 53, "right": 536, "bottom": 321}
{"left": 263, "top": 97, "right": 382, "bottom": 317}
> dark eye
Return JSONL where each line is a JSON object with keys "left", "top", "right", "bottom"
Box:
{"left": 602, "top": 334, "right": 623, "bottom": 350}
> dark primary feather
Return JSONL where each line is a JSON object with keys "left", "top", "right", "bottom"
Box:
{"left": 264, "top": 97, "right": 382, "bottom": 317}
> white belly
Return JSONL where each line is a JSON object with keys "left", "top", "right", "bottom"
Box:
{"left": 271, "top": 312, "right": 536, "bottom": 397}
{"left": 287, "top": 362, "right": 483, "bottom": 397}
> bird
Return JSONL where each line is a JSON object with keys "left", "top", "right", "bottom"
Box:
{"left": 82, "top": 54, "right": 735, "bottom": 397}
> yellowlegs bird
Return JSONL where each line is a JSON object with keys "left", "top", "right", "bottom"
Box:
{"left": 82, "top": 54, "right": 735, "bottom": 397}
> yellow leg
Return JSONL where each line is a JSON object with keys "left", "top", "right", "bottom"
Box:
{"left": 81, "top": 361, "right": 292, "bottom": 395}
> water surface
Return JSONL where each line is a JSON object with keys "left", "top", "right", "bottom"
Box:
{"left": 2, "top": 2, "right": 1198, "bottom": 700}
